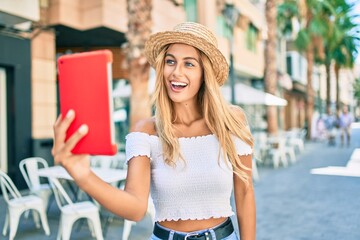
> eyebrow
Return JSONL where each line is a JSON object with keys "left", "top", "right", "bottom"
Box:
{"left": 165, "top": 53, "right": 199, "bottom": 63}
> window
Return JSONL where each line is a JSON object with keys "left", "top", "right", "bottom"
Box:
{"left": 286, "top": 55, "right": 292, "bottom": 76}
{"left": 286, "top": 51, "right": 307, "bottom": 83}
{"left": 246, "top": 24, "right": 258, "bottom": 52}
{"left": 216, "top": 15, "right": 231, "bottom": 38}
{"left": 184, "top": 0, "right": 197, "bottom": 22}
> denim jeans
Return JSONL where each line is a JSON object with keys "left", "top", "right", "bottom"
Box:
{"left": 149, "top": 231, "right": 238, "bottom": 240}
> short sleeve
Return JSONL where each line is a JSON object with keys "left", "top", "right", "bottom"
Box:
{"left": 125, "top": 132, "right": 151, "bottom": 163}
{"left": 231, "top": 135, "right": 253, "bottom": 156}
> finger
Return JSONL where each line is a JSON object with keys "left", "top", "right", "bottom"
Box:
{"left": 53, "top": 110, "right": 75, "bottom": 150}
{"left": 53, "top": 113, "right": 62, "bottom": 128}
{"left": 56, "top": 109, "right": 75, "bottom": 137}
{"left": 52, "top": 114, "right": 63, "bottom": 156}
{"left": 53, "top": 124, "right": 87, "bottom": 166}
{"left": 62, "top": 124, "right": 89, "bottom": 153}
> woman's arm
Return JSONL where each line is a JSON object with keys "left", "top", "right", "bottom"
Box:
{"left": 52, "top": 110, "right": 151, "bottom": 221}
{"left": 79, "top": 156, "right": 150, "bottom": 221}
{"left": 233, "top": 154, "right": 256, "bottom": 240}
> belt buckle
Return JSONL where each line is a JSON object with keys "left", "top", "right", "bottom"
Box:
{"left": 184, "top": 232, "right": 200, "bottom": 240}
{"left": 184, "top": 231, "right": 210, "bottom": 240}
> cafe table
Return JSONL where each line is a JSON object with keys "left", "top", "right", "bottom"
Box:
{"left": 37, "top": 165, "right": 127, "bottom": 183}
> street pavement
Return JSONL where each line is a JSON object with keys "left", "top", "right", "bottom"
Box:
{"left": 1, "top": 123, "right": 359, "bottom": 240}
{"left": 255, "top": 123, "right": 360, "bottom": 240}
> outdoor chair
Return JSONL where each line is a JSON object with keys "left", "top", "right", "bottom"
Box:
{"left": 266, "top": 137, "right": 288, "bottom": 168}
{"left": 19, "top": 157, "right": 53, "bottom": 211}
{"left": 252, "top": 132, "right": 268, "bottom": 164}
{"left": 48, "top": 177, "right": 104, "bottom": 240}
{"left": 280, "top": 132, "right": 297, "bottom": 164}
{"left": 287, "top": 129, "right": 306, "bottom": 153}
{"left": 284, "top": 144, "right": 296, "bottom": 164}
{"left": 0, "top": 170, "right": 50, "bottom": 240}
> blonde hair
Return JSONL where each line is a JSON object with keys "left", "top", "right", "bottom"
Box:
{"left": 151, "top": 45, "right": 254, "bottom": 184}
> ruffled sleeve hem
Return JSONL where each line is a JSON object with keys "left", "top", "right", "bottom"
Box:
{"left": 125, "top": 132, "right": 152, "bottom": 163}
{"left": 231, "top": 135, "right": 253, "bottom": 156}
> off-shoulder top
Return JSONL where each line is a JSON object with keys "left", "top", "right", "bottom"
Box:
{"left": 125, "top": 132, "right": 252, "bottom": 222}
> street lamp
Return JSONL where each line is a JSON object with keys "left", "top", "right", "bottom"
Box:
{"left": 223, "top": 3, "right": 240, "bottom": 105}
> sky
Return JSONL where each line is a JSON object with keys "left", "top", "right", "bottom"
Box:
{"left": 350, "top": 0, "right": 360, "bottom": 63}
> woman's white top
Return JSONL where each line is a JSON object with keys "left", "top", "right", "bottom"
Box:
{"left": 125, "top": 132, "right": 252, "bottom": 222}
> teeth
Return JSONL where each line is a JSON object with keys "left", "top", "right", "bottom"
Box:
{"left": 171, "top": 81, "right": 187, "bottom": 87}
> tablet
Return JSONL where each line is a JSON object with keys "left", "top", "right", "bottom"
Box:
{"left": 57, "top": 50, "right": 117, "bottom": 155}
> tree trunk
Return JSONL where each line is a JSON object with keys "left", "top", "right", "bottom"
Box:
{"left": 335, "top": 63, "right": 340, "bottom": 111}
{"left": 129, "top": 58, "right": 151, "bottom": 129}
{"left": 126, "top": 0, "right": 153, "bottom": 129}
{"left": 325, "top": 61, "right": 331, "bottom": 111}
{"left": 265, "top": 0, "right": 278, "bottom": 135}
{"left": 305, "top": 46, "right": 314, "bottom": 139}
{"left": 303, "top": 0, "right": 315, "bottom": 139}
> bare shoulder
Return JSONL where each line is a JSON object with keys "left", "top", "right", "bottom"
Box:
{"left": 130, "top": 117, "right": 157, "bottom": 135}
{"left": 229, "top": 105, "right": 247, "bottom": 122}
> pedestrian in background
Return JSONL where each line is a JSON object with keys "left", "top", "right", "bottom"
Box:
{"left": 52, "top": 22, "right": 256, "bottom": 240}
{"left": 339, "top": 105, "right": 354, "bottom": 147}
{"left": 316, "top": 115, "right": 327, "bottom": 141}
{"left": 324, "top": 107, "right": 337, "bottom": 146}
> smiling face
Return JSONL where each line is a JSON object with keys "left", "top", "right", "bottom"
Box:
{"left": 163, "top": 43, "right": 203, "bottom": 105}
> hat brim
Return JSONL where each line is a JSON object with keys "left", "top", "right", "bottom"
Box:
{"left": 144, "top": 31, "right": 229, "bottom": 86}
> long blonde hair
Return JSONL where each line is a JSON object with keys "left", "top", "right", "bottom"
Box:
{"left": 151, "top": 44, "right": 254, "bottom": 184}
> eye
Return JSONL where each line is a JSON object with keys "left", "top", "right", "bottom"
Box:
{"left": 165, "top": 59, "right": 175, "bottom": 65}
{"left": 185, "top": 62, "right": 195, "bottom": 67}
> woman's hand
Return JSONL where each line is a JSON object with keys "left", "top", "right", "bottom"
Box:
{"left": 51, "top": 109, "right": 91, "bottom": 185}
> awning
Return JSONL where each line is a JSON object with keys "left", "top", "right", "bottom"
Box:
{"left": 221, "top": 83, "right": 288, "bottom": 106}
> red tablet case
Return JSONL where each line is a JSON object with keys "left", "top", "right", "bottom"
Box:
{"left": 58, "top": 50, "right": 117, "bottom": 155}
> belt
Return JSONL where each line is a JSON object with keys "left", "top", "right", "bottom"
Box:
{"left": 153, "top": 218, "right": 234, "bottom": 240}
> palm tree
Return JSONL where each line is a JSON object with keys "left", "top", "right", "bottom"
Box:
{"left": 277, "top": 0, "right": 333, "bottom": 138}
{"left": 125, "top": 0, "right": 153, "bottom": 129}
{"left": 265, "top": 0, "right": 278, "bottom": 135}
{"left": 324, "top": 0, "right": 359, "bottom": 111}
{"left": 354, "top": 78, "right": 360, "bottom": 101}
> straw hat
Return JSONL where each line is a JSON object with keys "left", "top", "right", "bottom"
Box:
{"left": 144, "top": 22, "right": 229, "bottom": 86}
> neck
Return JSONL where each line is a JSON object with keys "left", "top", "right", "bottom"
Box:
{"left": 173, "top": 102, "right": 202, "bottom": 126}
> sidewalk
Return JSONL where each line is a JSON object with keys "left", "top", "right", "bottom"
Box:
{"left": 1, "top": 123, "right": 359, "bottom": 240}
{"left": 255, "top": 122, "right": 360, "bottom": 240}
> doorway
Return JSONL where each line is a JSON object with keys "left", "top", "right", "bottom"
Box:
{"left": 0, "top": 68, "right": 7, "bottom": 172}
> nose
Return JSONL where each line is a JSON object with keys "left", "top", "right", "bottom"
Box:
{"left": 172, "top": 63, "right": 183, "bottom": 78}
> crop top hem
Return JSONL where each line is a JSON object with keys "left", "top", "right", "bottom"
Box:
{"left": 156, "top": 212, "right": 235, "bottom": 222}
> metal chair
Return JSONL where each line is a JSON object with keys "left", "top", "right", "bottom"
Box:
{"left": 48, "top": 177, "right": 104, "bottom": 240}
{"left": 0, "top": 170, "right": 50, "bottom": 240}
{"left": 19, "top": 157, "right": 53, "bottom": 211}
{"left": 287, "top": 129, "right": 306, "bottom": 153}
{"left": 266, "top": 137, "right": 288, "bottom": 168}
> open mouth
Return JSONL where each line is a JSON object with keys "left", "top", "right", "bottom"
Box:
{"left": 170, "top": 81, "right": 188, "bottom": 90}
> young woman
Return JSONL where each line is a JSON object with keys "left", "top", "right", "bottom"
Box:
{"left": 52, "top": 22, "right": 256, "bottom": 240}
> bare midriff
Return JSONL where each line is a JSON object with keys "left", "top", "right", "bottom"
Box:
{"left": 158, "top": 217, "right": 228, "bottom": 232}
